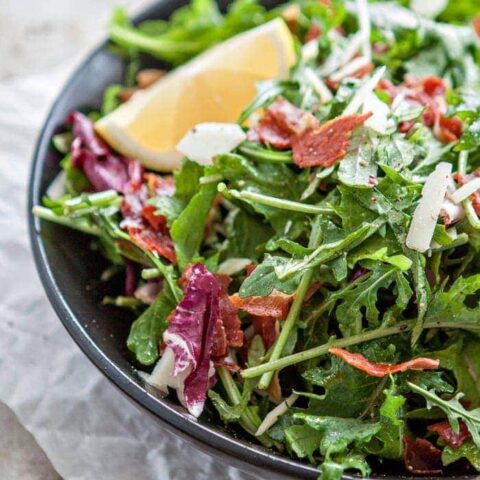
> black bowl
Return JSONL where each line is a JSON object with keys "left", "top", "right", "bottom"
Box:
{"left": 27, "top": 2, "right": 456, "bottom": 479}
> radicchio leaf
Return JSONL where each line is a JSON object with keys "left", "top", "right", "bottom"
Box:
{"left": 67, "top": 112, "right": 143, "bottom": 193}
{"left": 147, "top": 263, "right": 219, "bottom": 417}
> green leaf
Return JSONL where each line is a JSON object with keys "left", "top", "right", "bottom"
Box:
{"left": 430, "top": 338, "right": 480, "bottom": 406}
{"left": 294, "top": 414, "right": 380, "bottom": 456}
{"left": 171, "top": 180, "right": 218, "bottom": 269}
{"left": 284, "top": 424, "right": 323, "bottom": 462}
{"left": 147, "top": 195, "right": 185, "bottom": 227}
{"left": 368, "top": 383, "right": 405, "bottom": 459}
{"left": 442, "top": 441, "right": 480, "bottom": 471}
{"left": 407, "top": 382, "right": 480, "bottom": 449}
{"left": 334, "top": 264, "right": 412, "bottom": 336}
{"left": 338, "top": 131, "right": 377, "bottom": 188}
{"left": 174, "top": 160, "right": 204, "bottom": 201}
{"left": 319, "top": 454, "right": 371, "bottom": 480}
{"left": 226, "top": 209, "right": 274, "bottom": 260}
{"left": 100, "top": 84, "right": 122, "bottom": 116}
{"left": 302, "top": 343, "right": 395, "bottom": 418}
{"left": 350, "top": 246, "right": 412, "bottom": 271}
{"left": 239, "top": 255, "right": 303, "bottom": 297}
{"left": 425, "top": 275, "right": 480, "bottom": 330}
{"left": 60, "top": 154, "right": 90, "bottom": 196}
{"left": 126, "top": 285, "right": 176, "bottom": 365}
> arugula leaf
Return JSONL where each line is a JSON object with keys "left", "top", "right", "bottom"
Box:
{"left": 226, "top": 209, "right": 274, "bottom": 260}
{"left": 442, "top": 441, "right": 480, "bottom": 471}
{"left": 338, "top": 131, "right": 377, "bottom": 188}
{"left": 408, "top": 382, "right": 480, "bottom": 449}
{"left": 302, "top": 343, "right": 396, "bottom": 417}
{"left": 171, "top": 180, "right": 218, "bottom": 269}
{"left": 284, "top": 424, "right": 323, "bottom": 462}
{"left": 127, "top": 285, "right": 176, "bottom": 365}
{"left": 319, "top": 454, "right": 371, "bottom": 480}
{"left": 60, "top": 154, "right": 90, "bottom": 196}
{"left": 430, "top": 338, "right": 480, "bottom": 406}
{"left": 349, "top": 246, "right": 412, "bottom": 271}
{"left": 148, "top": 195, "right": 184, "bottom": 227}
{"left": 367, "top": 383, "right": 405, "bottom": 459}
{"left": 174, "top": 160, "right": 204, "bottom": 201}
{"left": 239, "top": 255, "right": 303, "bottom": 297}
{"left": 334, "top": 264, "right": 412, "bottom": 336}
{"left": 425, "top": 275, "right": 480, "bottom": 328}
{"left": 294, "top": 414, "right": 381, "bottom": 456}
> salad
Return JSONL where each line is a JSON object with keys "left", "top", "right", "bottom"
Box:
{"left": 33, "top": 0, "right": 480, "bottom": 478}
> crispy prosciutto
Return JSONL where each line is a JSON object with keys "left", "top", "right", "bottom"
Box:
{"left": 147, "top": 263, "right": 220, "bottom": 417}
{"left": 230, "top": 290, "right": 293, "bottom": 319}
{"left": 428, "top": 420, "right": 471, "bottom": 449}
{"left": 378, "top": 75, "right": 463, "bottom": 143}
{"left": 252, "top": 97, "right": 319, "bottom": 149}
{"left": 291, "top": 112, "right": 372, "bottom": 168}
{"left": 328, "top": 348, "right": 439, "bottom": 377}
{"left": 121, "top": 174, "right": 177, "bottom": 263}
{"left": 404, "top": 436, "right": 442, "bottom": 475}
{"left": 214, "top": 274, "right": 244, "bottom": 358}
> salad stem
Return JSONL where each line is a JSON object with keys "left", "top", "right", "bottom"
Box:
{"left": 458, "top": 151, "right": 480, "bottom": 230}
{"left": 241, "top": 319, "right": 480, "bottom": 379}
{"left": 238, "top": 142, "right": 292, "bottom": 164}
{"left": 217, "top": 367, "right": 272, "bottom": 446}
{"left": 32, "top": 206, "right": 101, "bottom": 236}
{"left": 218, "top": 184, "right": 334, "bottom": 215}
{"left": 141, "top": 268, "right": 161, "bottom": 280}
{"left": 258, "top": 268, "right": 315, "bottom": 390}
{"left": 64, "top": 189, "right": 119, "bottom": 213}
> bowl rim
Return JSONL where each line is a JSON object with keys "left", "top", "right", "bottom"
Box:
{"left": 26, "top": 2, "right": 457, "bottom": 479}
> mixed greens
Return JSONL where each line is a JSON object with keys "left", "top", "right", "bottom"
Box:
{"left": 33, "top": 0, "right": 480, "bottom": 478}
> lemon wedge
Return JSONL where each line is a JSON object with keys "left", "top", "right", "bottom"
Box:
{"left": 95, "top": 19, "right": 296, "bottom": 171}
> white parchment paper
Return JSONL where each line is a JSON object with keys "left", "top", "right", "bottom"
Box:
{"left": 0, "top": 2, "right": 257, "bottom": 478}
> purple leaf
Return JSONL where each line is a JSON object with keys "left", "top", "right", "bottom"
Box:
{"left": 147, "top": 263, "right": 220, "bottom": 417}
{"left": 67, "top": 112, "right": 143, "bottom": 193}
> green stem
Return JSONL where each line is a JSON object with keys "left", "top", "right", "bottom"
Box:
{"left": 216, "top": 367, "right": 272, "bottom": 447}
{"left": 32, "top": 206, "right": 101, "bottom": 236}
{"left": 458, "top": 151, "right": 480, "bottom": 230}
{"left": 276, "top": 219, "right": 384, "bottom": 280}
{"left": 218, "top": 184, "right": 334, "bottom": 215}
{"left": 141, "top": 268, "right": 161, "bottom": 280}
{"left": 238, "top": 142, "right": 292, "bottom": 164}
{"left": 146, "top": 253, "right": 182, "bottom": 303}
{"left": 110, "top": 24, "right": 201, "bottom": 57}
{"left": 64, "top": 190, "right": 119, "bottom": 213}
{"left": 258, "top": 268, "right": 315, "bottom": 390}
{"left": 241, "top": 319, "right": 480, "bottom": 379}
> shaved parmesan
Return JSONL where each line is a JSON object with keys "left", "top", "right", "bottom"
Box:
{"left": 304, "top": 68, "right": 333, "bottom": 103}
{"left": 255, "top": 393, "right": 298, "bottom": 436}
{"left": 411, "top": 0, "right": 447, "bottom": 19}
{"left": 343, "top": 66, "right": 386, "bottom": 116}
{"left": 218, "top": 258, "right": 252, "bottom": 275}
{"left": 46, "top": 171, "right": 66, "bottom": 199}
{"left": 329, "top": 56, "right": 371, "bottom": 83}
{"left": 176, "top": 123, "right": 246, "bottom": 166}
{"left": 449, "top": 177, "right": 480, "bottom": 204}
{"left": 318, "top": 32, "right": 363, "bottom": 77}
{"left": 356, "top": 0, "right": 372, "bottom": 60}
{"left": 362, "top": 91, "right": 391, "bottom": 134}
{"left": 301, "top": 40, "right": 319, "bottom": 63}
{"left": 406, "top": 162, "right": 452, "bottom": 253}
